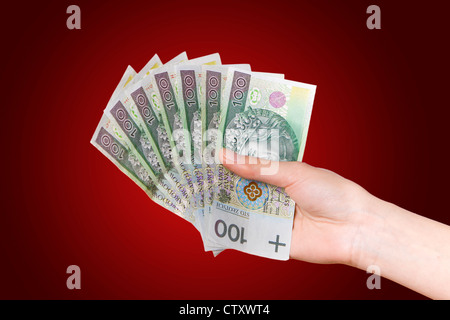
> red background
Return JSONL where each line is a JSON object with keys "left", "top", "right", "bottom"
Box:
{"left": 1, "top": 0, "right": 449, "bottom": 299}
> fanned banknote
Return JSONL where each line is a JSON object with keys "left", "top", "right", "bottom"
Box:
{"left": 91, "top": 115, "right": 182, "bottom": 215}
{"left": 143, "top": 55, "right": 215, "bottom": 229}
{"left": 200, "top": 64, "right": 253, "bottom": 251}
{"left": 173, "top": 53, "right": 222, "bottom": 244}
{"left": 91, "top": 53, "right": 316, "bottom": 260}
{"left": 128, "top": 54, "right": 195, "bottom": 212}
{"left": 200, "top": 65, "right": 287, "bottom": 253}
{"left": 91, "top": 65, "right": 183, "bottom": 216}
{"left": 104, "top": 60, "right": 195, "bottom": 222}
{"left": 208, "top": 68, "right": 316, "bottom": 260}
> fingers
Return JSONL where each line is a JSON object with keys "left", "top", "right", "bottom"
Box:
{"left": 219, "top": 148, "right": 311, "bottom": 189}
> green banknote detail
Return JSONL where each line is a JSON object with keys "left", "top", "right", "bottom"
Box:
{"left": 219, "top": 69, "right": 315, "bottom": 161}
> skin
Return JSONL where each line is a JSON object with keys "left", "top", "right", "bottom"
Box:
{"left": 220, "top": 149, "right": 450, "bottom": 299}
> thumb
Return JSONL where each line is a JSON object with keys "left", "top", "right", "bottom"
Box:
{"left": 219, "top": 148, "right": 311, "bottom": 189}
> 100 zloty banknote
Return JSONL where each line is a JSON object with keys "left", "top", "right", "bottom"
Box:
{"left": 208, "top": 68, "right": 316, "bottom": 260}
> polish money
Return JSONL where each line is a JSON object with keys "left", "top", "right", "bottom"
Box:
{"left": 209, "top": 68, "right": 316, "bottom": 259}
{"left": 91, "top": 53, "right": 316, "bottom": 260}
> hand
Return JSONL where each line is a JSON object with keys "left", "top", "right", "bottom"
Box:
{"left": 220, "top": 148, "right": 450, "bottom": 299}
{"left": 220, "top": 148, "right": 372, "bottom": 265}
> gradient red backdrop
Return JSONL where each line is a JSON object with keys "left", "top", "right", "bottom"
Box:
{"left": 1, "top": 0, "right": 449, "bottom": 299}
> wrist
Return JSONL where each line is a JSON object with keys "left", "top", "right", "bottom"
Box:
{"left": 347, "top": 192, "right": 390, "bottom": 270}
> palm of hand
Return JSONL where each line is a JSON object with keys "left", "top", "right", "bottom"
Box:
{"left": 286, "top": 165, "right": 369, "bottom": 265}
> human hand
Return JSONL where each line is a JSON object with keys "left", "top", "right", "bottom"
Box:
{"left": 220, "top": 148, "right": 373, "bottom": 266}
{"left": 221, "top": 148, "right": 450, "bottom": 299}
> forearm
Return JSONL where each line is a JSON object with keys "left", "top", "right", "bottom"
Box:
{"left": 352, "top": 195, "right": 450, "bottom": 299}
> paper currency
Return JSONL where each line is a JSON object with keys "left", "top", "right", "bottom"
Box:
{"left": 172, "top": 53, "right": 222, "bottom": 243}
{"left": 208, "top": 68, "right": 316, "bottom": 260}
{"left": 200, "top": 65, "right": 288, "bottom": 253}
{"left": 91, "top": 53, "right": 316, "bottom": 260}
{"left": 200, "top": 64, "right": 253, "bottom": 251}
{"left": 93, "top": 64, "right": 189, "bottom": 219}
{"left": 92, "top": 114, "right": 184, "bottom": 214}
